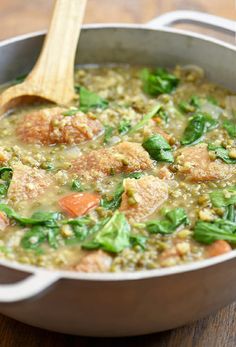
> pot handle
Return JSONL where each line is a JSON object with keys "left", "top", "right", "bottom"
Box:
{"left": 0, "top": 271, "right": 59, "bottom": 303}
{"left": 146, "top": 10, "right": 236, "bottom": 35}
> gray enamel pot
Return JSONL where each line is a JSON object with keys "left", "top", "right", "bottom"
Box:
{"left": 0, "top": 10, "right": 235, "bottom": 336}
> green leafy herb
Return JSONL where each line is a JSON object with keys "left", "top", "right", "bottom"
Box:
{"left": 129, "top": 103, "right": 162, "bottom": 134}
{"left": 100, "top": 182, "right": 124, "bottom": 210}
{"left": 130, "top": 234, "right": 147, "bottom": 250}
{"left": 0, "top": 167, "right": 12, "bottom": 197}
{"left": 141, "top": 68, "right": 179, "bottom": 96}
{"left": 224, "top": 205, "right": 235, "bottom": 222}
{"left": 0, "top": 204, "right": 60, "bottom": 226}
{"left": 142, "top": 134, "right": 174, "bottom": 163}
{"left": 194, "top": 219, "right": 236, "bottom": 244}
{"left": 100, "top": 172, "right": 143, "bottom": 210}
{"left": 82, "top": 211, "right": 131, "bottom": 253}
{"left": 21, "top": 225, "right": 59, "bottom": 251}
{"left": 223, "top": 120, "right": 236, "bottom": 138}
{"left": 208, "top": 144, "right": 236, "bottom": 164}
{"left": 63, "top": 217, "right": 92, "bottom": 245}
{"left": 210, "top": 186, "right": 236, "bottom": 207}
{"left": 146, "top": 208, "right": 189, "bottom": 234}
{"left": 71, "top": 179, "right": 83, "bottom": 192}
{"left": 181, "top": 113, "right": 218, "bottom": 145}
{"left": 118, "top": 119, "right": 131, "bottom": 135}
{"left": 104, "top": 125, "right": 115, "bottom": 143}
{"left": 77, "top": 86, "right": 109, "bottom": 112}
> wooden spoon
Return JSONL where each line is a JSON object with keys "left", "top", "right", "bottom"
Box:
{"left": 0, "top": 0, "right": 87, "bottom": 113}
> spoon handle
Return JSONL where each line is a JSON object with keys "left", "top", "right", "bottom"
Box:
{"left": 26, "top": 0, "right": 87, "bottom": 105}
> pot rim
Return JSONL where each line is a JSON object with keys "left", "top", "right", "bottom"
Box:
{"left": 0, "top": 23, "right": 236, "bottom": 281}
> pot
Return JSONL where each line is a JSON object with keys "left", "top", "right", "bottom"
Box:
{"left": 0, "top": 11, "right": 235, "bottom": 336}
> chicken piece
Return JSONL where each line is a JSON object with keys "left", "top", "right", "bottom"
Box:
{"left": 74, "top": 250, "right": 112, "bottom": 272}
{"left": 17, "top": 107, "right": 103, "bottom": 145}
{"left": 175, "top": 144, "right": 233, "bottom": 182}
{"left": 7, "top": 163, "right": 52, "bottom": 203}
{"left": 0, "top": 212, "right": 9, "bottom": 231}
{"left": 119, "top": 175, "right": 168, "bottom": 222}
{"left": 71, "top": 142, "right": 153, "bottom": 180}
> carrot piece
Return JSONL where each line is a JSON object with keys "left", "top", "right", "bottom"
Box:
{"left": 206, "top": 240, "right": 232, "bottom": 258}
{"left": 0, "top": 211, "right": 9, "bottom": 231}
{"left": 58, "top": 192, "right": 100, "bottom": 217}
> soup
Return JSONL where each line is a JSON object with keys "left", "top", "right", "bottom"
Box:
{"left": 0, "top": 65, "right": 235, "bottom": 272}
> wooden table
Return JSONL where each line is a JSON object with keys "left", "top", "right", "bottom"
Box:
{"left": 0, "top": 1, "right": 236, "bottom": 346}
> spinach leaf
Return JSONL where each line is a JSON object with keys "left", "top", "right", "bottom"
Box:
{"left": 210, "top": 185, "right": 236, "bottom": 207}
{"left": 141, "top": 68, "right": 179, "bottom": 96}
{"left": 71, "top": 179, "right": 83, "bottom": 192}
{"left": 142, "top": 134, "right": 174, "bottom": 163}
{"left": 224, "top": 205, "right": 235, "bottom": 222}
{"left": 223, "top": 120, "right": 236, "bottom": 138}
{"left": 0, "top": 204, "right": 60, "bottom": 226}
{"left": 82, "top": 211, "right": 131, "bottom": 253}
{"left": 77, "top": 86, "right": 109, "bottom": 112}
{"left": 193, "top": 219, "right": 236, "bottom": 244}
{"left": 21, "top": 225, "right": 59, "bottom": 250}
{"left": 0, "top": 167, "right": 12, "bottom": 197}
{"left": 118, "top": 119, "right": 131, "bottom": 135}
{"left": 130, "top": 234, "right": 147, "bottom": 250}
{"left": 100, "top": 182, "right": 124, "bottom": 210}
{"left": 146, "top": 208, "right": 189, "bottom": 234}
{"left": 104, "top": 125, "right": 115, "bottom": 144}
{"left": 129, "top": 103, "right": 162, "bottom": 134}
{"left": 208, "top": 144, "right": 236, "bottom": 164}
{"left": 100, "top": 172, "right": 143, "bottom": 210}
{"left": 181, "top": 113, "right": 218, "bottom": 145}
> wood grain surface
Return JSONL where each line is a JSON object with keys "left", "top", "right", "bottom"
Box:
{"left": 0, "top": 1, "right": 235, "bottom": 346}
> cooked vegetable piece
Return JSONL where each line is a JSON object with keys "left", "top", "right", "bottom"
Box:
{"left": 146, "top": 208, "right": 189, "bottom": 234}
{"left": 194, "top": 219, "right": 236, "bottom": 244}
{"left": 206, "top": 240, "right": 232, "bottom": 257}
{"left": 210, "top": 186, "right": 236, "bottom": 207}
{"left": 142, "top": 134, "right": 174, "bottom": 163}
{"left": 224, "top": 205, "right": 235, "bottom": 222}
{"left": 82, "top": 211, "right": 131, "bottom": 253}
{"left": 181, "top": 113, "right": 218, "bottom": 145}
{"left": 58, "top": 193, "right": 100, "bottom": 217}
{"left": 77, "top": 86, "right": 109, "bottom": 112}
{"left": 223, "top": 120, "right": 236, "bottom": 138}
{"left": 141, "top": 68, "right": 179, "bottom": 96}
{"left": 208, "top": 144, "right": 236, "bottom": 164}
{"left": 129, "top": 104, "right": 162, "bottom": 134}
